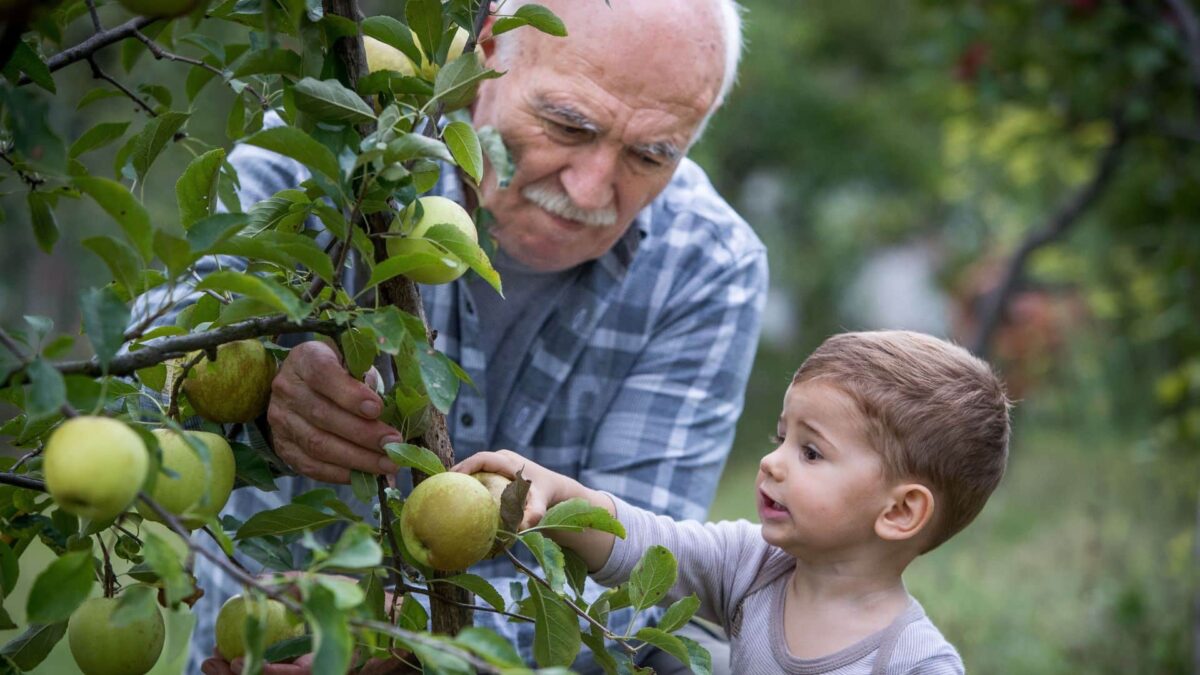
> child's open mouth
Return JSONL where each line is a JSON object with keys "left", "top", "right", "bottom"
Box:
{"left": 757, "top": 489, "right": 789, "bottom": 520}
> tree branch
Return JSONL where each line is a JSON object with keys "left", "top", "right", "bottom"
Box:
{"left": 132, "top": 30, "right": 270, "bottom": 109}
{"left": 970, "top": 118, "right": 1130, "bottom": 357}
{"left": 1, "top": 315, "right": 342, "bottom": 388}
{"left": 87, "top": 56, "right": 157, "bottom": 117}
{"left": 17, "top": 16, "right": 158, "bottom": 85}
{"left": 0, "top": 472, "right": 47, "bottom": 491}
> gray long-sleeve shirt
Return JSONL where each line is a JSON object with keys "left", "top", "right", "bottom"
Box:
{"left": 594, "top": 497, "right": 966, "bottom": 675}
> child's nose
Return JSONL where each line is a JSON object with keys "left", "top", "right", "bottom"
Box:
{"left": 759, "top": 448, "right": 783, "bottom": 480}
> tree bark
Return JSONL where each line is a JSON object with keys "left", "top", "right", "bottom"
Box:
{"left": 322, "top": 0, "right": 472, "bottom": 636}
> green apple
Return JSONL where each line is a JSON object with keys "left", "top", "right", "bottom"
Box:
{"left": 364, "top": 27, "right": 481, "bottom": 80}
{"left": 400, "top": 471, "right": 498, "bottom": 571}
{"left": 364, "top": 36, "right": 419, "bottom": 77}
{"left": 215, "top": 594, "right": 306, "bottom": 661}
{"left": 68, "top": 595, "right": 165, "bottom": 675}
{"left": 473, "top": 471, "right": 517, "bottom": 556}
{"left": 137, "top": 429, "right": 236, "bottom": 529}
{"left": 117, "top": 0, "right": 203, "bottom": 18}
{"left": 43, "top": 416, "right": 149, "bottom": 522}
{"left": 386, "top": 196, "right": 478, "bottom": 285}
{"left": 182, "top": 339, "right": 276, "bottom": 423}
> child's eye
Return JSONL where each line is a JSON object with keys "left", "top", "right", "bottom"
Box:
{"left": 802, "top": 444, "right": 823, "bottom": 461}
{"left": 769, "top": 433, "right": 784, "bottom": 445}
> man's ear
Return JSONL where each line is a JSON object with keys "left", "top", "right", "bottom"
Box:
{"left": 875, "top": 483, "right": 934, "bottom": 543}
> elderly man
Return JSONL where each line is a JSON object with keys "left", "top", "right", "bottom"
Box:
{"left": 192, "top": 0, "right": 765, "bottom": 672}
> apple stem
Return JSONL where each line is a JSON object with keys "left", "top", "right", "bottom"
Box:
{"left": 96, "top": 533, "right": 116, "bottom": 598}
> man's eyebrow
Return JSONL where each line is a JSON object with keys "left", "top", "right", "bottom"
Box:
{"left": 632, "top": 140, "right": 681, "bottom": 163}
{"left": 535, "top": 100, "right": 599, "bottom": 132}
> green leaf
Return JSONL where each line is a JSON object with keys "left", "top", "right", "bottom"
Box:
{"left": 143, "top": 531, "right": 194, "bottom": 606}
{"left": 232, "top": 48, "right": 302, "bottom": 79}
{"left": 452, "top": 627, "right": 524, "bottom": 667}
{"left": 263, "top": 635, "right": 312, "bottom": 664}
{"left": 27, "top": 192, "right": 59, "bottom": 254}
{"left": 527, "top": 580, "right": 581, "bottom": 668}
{"left": 241, "top": 126, "right": 341, "bottom": 183}
{"left": 177, "top": 148, "right": 226, "bottom": 228}
{"left": 477, "top": 126, "right": 514, "bottom": 189}
{"left": 82, "top": 235, "right": 143, "bottom": 296}
{"left": 25, "top": 550, "right": 93, "bottom": 623}
{"left": 236, "top": 503, "right": 344, "bottom": 540}
{"left": 416, "top": 348, "right": 459, "bottom": 414}
{"left": 493, "top": 4, "right": 568, "bottom": 38}
{"left": 580, "top": 631, "right": 621, "bottom": 674}
{"left": 354, "top": 306, "right": 418, "bottom": 355}
{"left": 130, "top": 111, "right": 190, "bottom": 182}
{"left": 79, "top": 286, "right": 131, "bottom": 370}
{"left": 387, "top": 133, "right": 454, "bottom": 163}
{"left": 74, "top": 177, "right": 154, "bottom": 262}
{"left": 25, "top": 359, "right": 66, "bottom": 421}
{"left": 364, "top": 241, "right": 453, "bottom": 291}
{"left": 209, "top": 231, "right": 335, "bottom": 283}
{"left": 539, "top": 498, "right": 626, "bottom": 537}
{"left": 154, "top": 229, "right": 192, "bottom": 278}
{"left": 677, "top": 634, "right": 713, "bottom": 675}
{"left": 397, "top": 592, "right": 428, "bottom": 631}
{"left": 383, "top": 442, "right": 445, "bottom": 477}
{"left": 634, "top": 627, "right": 690, "bottom": 667}
{"left": 656, "top": 594, "right": 701, "bottom": 634}
{"left": 77, "top": 89, "right": 127, "bottom": 109}
{"left": 187, "top": 213, "right": 249, "bottom": 251}
{"left": 362, "top": 15, "right": 423, "bottom": 66}
{"left": 6, "top": 40, "right": 55, "bottom": 93}
{"left": 292, "top": 77, "right": 376, "bottom": 124}
{"left": 0, "top": 622, "right": 67, "bottom": 671}
{"left": 562, "top": 549, "right": 588, "bottom": 598}
{"left": 312, "top": 575, "right": 365, "bottom": 609}
{"left": 0, "top": 542, "right": 18, "bottom": 596}
{"left": 319, "top": 523, "right": 382, "bottom": 570}
{"left": 406, "top": 0, "right": 444, "bottom": 68}
{"left": 443, "top": 121, "right": 483, "bottom": 183}
{"left": 432, "top": 53, "right": 502, "bottom": 112}
{"left": 69, "top": 121, "right": 131, "bottom": 158}
{"left": 441, "top": 574, "right": 506, "bottom": 614}
{"left": 111, "top": 584, "right": 159, "bottom": 627}
{"left": 340, "top": 328, "right": 377, "bottom": 380}
{"left": 520, "top": 532, "right": 567, "bottom": 594}
{"left": 195, "top": 270, "right": 307, "bottom": 321}
{"left": 303, "top": 584, "right": 353, "bottom": 675}
{"left": 349, "top": 469, "right": 376, "bottom": 503}
{"left": 629, "top": 545, "right": 676, "bottom": 611}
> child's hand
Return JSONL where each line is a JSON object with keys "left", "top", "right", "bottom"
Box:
{"left": 453, "top": 450, "right": 583, "bottom": 531}
{"left": 454, "top": 450, "right": 618, "bottom": 572}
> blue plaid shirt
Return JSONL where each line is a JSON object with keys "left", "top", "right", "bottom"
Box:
{"left": 175, "top": 127, "right": 767, "bottom": 672}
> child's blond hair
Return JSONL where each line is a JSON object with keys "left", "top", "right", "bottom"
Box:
{"left": 794, "top": 330, "right": 1011, "bottom": 551}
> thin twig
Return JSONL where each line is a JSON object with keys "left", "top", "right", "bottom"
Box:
{"left": 10, "top": 447, "right": 43, "bottom": 472}
{"left": 506, "top": 549, "right": 634, "bottom": 650}
{"left": 396, "top": 581, "right": 534, "bottom": 623}
{"left": 167, "top": 351, "right": 206, "bottom": 421}
{"left": 132, "top": 30, "right": 270, "bottom": 109}
{"left": 87, "top": 56, "right": 158, "bottom": 116}
{"left": 0, "top": 147, "right": 45, "bottom": 188}
{"left": 97, "top": 533, "right": 116, "bottom": 598}
{"left": 201, "top": 525, "right": 252, "bottom": 575}
{"left": 85, "top": 0, "right": 103, "bottom": 31}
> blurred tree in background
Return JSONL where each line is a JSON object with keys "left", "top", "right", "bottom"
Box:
{"left": 2, "top": 0, "right": 1197, "bottom": 673}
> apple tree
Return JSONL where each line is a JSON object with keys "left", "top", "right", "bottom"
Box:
{"left": 0, "top": 1, "right": 709, "bottom": 673}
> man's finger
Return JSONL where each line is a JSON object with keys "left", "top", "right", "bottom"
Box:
{"left": 299, "top": 390, "right": 403, "bottom": 453}
{"left": 288, "top": 343, "right": 383, "bottom": 419}
{"left": 282, "top": 412, "right": 398, "bottom": 475}
{"left": 201, "top": 657, "right": 236, "bottom": 675}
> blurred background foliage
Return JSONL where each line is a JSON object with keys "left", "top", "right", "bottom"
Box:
{"left": 1, "top": 0, "right": 1198, "bottom": 672}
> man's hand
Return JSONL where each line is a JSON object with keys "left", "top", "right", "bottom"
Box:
{"left": 200, "top": 649, "right": 407, "bottom": 674}
{"left": 267, "top": 341, "right": 402, "bottom": 483}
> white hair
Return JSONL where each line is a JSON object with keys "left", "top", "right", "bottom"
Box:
{"left": 493, "top": 0, "right": 745, "bottom": 134}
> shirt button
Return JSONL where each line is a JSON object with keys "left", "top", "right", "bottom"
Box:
{"left": 460, "top": 412, "right": 475, "bottom": 427}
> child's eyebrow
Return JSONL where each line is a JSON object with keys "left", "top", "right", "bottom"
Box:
{"left": 799, "top": 419, "right": 836, "bottom": 449}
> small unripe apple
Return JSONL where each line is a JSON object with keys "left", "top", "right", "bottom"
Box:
{"left": 364, "top": 36, "right": 419, "bottom": 77}
{"left": 386, "top": 196, "right": 478, "bottom": 285}
{"left": 68, "top": 595, "right": 165, "bottom": 675}
{"left": 43, "top": 416, "right": 149, "bottom": 522}
{"left": 473, "top": 471, "right": 517, "bottom": 556}
{"left": 117, "top": 0, "right": 203, "bottom": 18}
{"left": 400, "top": 471, "right": 498, "bottom": 571}
{"left": 137, "top": 429, "right": 236, "bottom": 529}
{"left": 182, "top": 339, "right": 276, "bottom": 423}
{"left": 214, "top": 594, "right": 305, "bottom": 661}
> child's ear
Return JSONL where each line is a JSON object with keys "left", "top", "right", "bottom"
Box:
{"left": 875, "top": 483, "right": 934, "bottom": 543}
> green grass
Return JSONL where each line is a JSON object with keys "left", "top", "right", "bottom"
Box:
{"left": 711, "top": 411, "right": 1197, "bottom": 674}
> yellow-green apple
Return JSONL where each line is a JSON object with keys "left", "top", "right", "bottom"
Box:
{"left": 214, "top": 594, "right": 305, "bottom": 660}
{"left": 386, "top": 196, "right": 478, "bottom": 285}
{"left": 400, "top": 471, "right": 498, "bottom": 571}
{"left": 68, "top": 595, "right": 165, "bottom": 675}
{"left": 364, "top": 36, "right": 419, "bottom": 77}
{"left": 137, "top": 429, "right": 236, "bottom": 529}
{"left": 43, "top": 416, "right": 149, "bottom": 522}
{"left": 117, "top": 0, "right": 203, "bottom": 18}
{"left": 419, "top": 27, "right": 483, "bottom": 80}
{"left": 182, "top": 339, "right": 276, "bottom": 423}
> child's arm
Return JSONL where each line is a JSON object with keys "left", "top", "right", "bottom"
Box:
{"left": 452, "top": 450, "right": 618, "bottom": 572}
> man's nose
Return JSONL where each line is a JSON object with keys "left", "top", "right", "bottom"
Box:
{"left": 559, "top": 145, "right": 618, "bottom": 211}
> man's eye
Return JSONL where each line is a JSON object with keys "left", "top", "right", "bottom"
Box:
{"left": 548, "top": 121, "right": 589, "bottom": 139}
{"left": 635, "top": 152, "right": 664, "bottom": 168}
